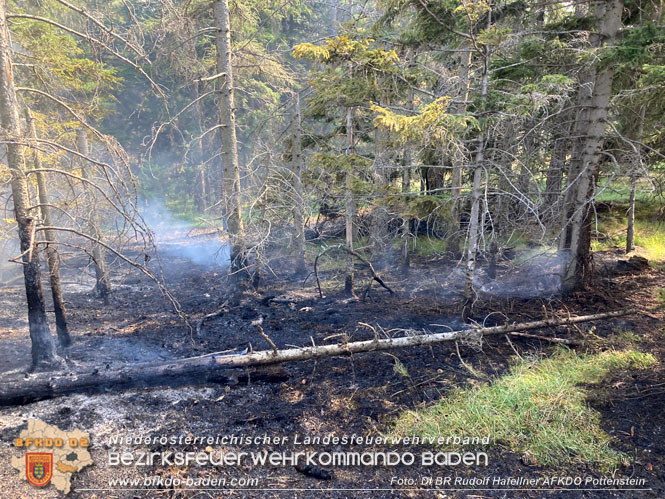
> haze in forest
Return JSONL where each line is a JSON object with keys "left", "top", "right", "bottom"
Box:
{"left": 0, "top": 0, "right": 661, "bottom": 370}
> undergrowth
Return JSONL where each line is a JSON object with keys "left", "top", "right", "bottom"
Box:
{"left": 391, "top": 348, "right": 657, "bottom": 471}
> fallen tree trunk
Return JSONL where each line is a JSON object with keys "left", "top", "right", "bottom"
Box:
{"left": 0, "top": 309, "right": 631, "bottom": 406}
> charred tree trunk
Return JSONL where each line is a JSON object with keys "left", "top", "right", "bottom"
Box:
{"left": 291, "top": 93, "right": 306, "bottom": 275}
{"left": 559, "top": 0, "right": 623, "bottom": 292}
{"left": 214, "top": 0, "right": 245, "bottom": 273}
{"left": 0, "top": 0, "right": 59, "bottom": 369}
{"left": 0, "top": 309, "right": 632, "bottom": 406}
{"left": 76, "top": 129, "right": 111, "bottom": 304}
{"left": 25, "top": 109, "right": 70, "bottom": 347}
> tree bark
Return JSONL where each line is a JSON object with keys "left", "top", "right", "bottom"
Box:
{"left": 76, "top": 129, "right": 111, "bottom": 304}
{"left": 448, "top": 46, "right": 472, "bottom": 256}
{"left": 559, "top": 0, "right": 623, "bottom": 292}
{"left": 626, "top": 176, "right": 636, "bottom": 253}
{"left": 214, "top": 0, "right": 245, "bottom": 273}
{"left": 291, "top": 93, "right": 306, "bottom": 275}
{"left": 192, "top": 82, "right": 208, "bottom": 213}
{"left": 543, "top": 124, "right": 571, "bottom": 210}
{"left": 0, "top": 309, "right": 633, "bottom": 406}
{"left": 344, "top": 107, "right": 356, "bottom": 296}
{"left": 25, "top": 109, "right": 70, "bottom": 346}
{"left": 0, "top": 0, "right": 59, "bottom": 369}
{"left": 626, "top": 105, "right": 645, "bottom": 254}
{"left": 464, "top": 44, "right": 489, "bottom": 303}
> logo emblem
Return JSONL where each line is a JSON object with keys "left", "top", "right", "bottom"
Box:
{"left": 26, "top": 453, "right": 53, "bottom": 487}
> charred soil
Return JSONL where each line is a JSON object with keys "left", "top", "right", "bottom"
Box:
{"left": 0, "top": 247, "right": 663, "bottom": 498}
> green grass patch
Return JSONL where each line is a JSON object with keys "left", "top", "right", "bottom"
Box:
{"left": 592, "top": 219, "right": 665, "bottom": 262}
{"left": 410, "top": 236, "right": 448, "bottom": 256}
{"left": 592, "top": 200, "right": 665, "bottom": 263}
{"left": 391, "top": 348, "right": 657, "bottom": 471}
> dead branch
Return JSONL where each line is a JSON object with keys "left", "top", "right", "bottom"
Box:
{"left": 52, "top": 0, "right": 149, "bottom": 62}
{"left": 0, "top": 309, "right": 633, "bottom": 406}
{"left": 195, "top": 302, "right": 228, "bottom": 336}
{"left": 258, "top": 325, "right": 278, "bottom": 354}
{"left": 7, "top": 14, "right": 164, "bottom": 98}
{"left": 313, "top": 244, "right": 395, "bottom": 299}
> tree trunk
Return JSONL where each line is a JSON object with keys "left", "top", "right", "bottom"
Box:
{"left": 560, "top": 0, "right": 623, "bottom": 292}
{"left": 543, "top": 124, "right": 571, "bottom": 210}
{"left": 25, "top": 109, "right": 70, "bottom": 347}
{"left": 626, "top": 176, "right": 636, "bottom": 253}
{"left": 0, "top": 0, "right": 59, "bottom": 370}
{"left": 371, "top": 95, "right": 390, "bottom": 262}
{"left": 448, "top": 47, "right": 472, "bottom": 256}
{"left": 464, "top": 44, "right": 490, "bottom": 303}
{"left": 626, "top": 105, "right": 645, "bottom": 254}
{"left": 345, "top": 107, "right": 355, "bottom": 296}
{"left": 0, "top": 309, "right": 632, "bottom": 406}
{"left": 402, "top": 52, "right": 414, "bottom": 195}
{"left": 193, "top": 82, "right": 208, "bottom": 213}
{"left": 400, "top": 50, "right": 416, "bottom": 270}
{"left": 214, "top": 0, "right": 245, "bottom": 273}
{"left": 76, "top": 129, "right": 111, "bottom": 304}
{"left": 291, "top": 93, "right": 306, "bottom": 275}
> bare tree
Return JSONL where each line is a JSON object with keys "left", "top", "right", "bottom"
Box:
{"left": 291, "top": 93, "right": 306, "bottom": 275}
{"left": 214, "top": 0, "right": 245, "bottom": 272}
{"left": 76, "top": 129, "right": 111, "bottom": 304}
{"left": 25, "top": 109, "right": 70, "bottom": 346}
{"left": 344, "top": 107, "right": 356, "bottom": 296}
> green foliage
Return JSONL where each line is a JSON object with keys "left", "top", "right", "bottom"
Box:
{"left": 509, "top": 74, "right": 574, "bottom": 114}
{"left": 372, "top": 98, "right": 473, "bottom": 152}
{"left": 610, "top": 24, "right": 665, "bottom": 65}
{"left": 476, "top": 26, "right": 512, "bottom": 47}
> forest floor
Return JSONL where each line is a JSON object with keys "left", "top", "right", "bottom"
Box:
{"left": 0, "top": 236, "right": 664, "bottom": 498}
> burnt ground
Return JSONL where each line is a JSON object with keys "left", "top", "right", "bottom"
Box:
{"left": 0, "top": 241, "right": 664, "bottom": 498}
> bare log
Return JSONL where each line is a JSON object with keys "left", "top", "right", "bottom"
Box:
{"left": 0, "top": 309, "right": 631, "bottom": 406}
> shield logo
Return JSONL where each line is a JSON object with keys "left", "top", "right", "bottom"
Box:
{"left": 26, "top": 453, "right": 53, "bottom": 487}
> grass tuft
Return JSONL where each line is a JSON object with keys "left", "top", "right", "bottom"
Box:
{"left": 391, "top": 348, "right": 656, "bottom": 471}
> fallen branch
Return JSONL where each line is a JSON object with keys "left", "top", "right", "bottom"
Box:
{"left": 195, "top": 302, "right": 228, "bottom": 336}
{"left": 0, "top": 309, "right": 632, "bottom": 406}
{"left": 313, "top": 244, "right": 394, "bottom": 299}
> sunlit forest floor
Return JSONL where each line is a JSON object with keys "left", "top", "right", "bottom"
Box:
{"left": 0, "top": 209, "right": 664, "bottom": 497}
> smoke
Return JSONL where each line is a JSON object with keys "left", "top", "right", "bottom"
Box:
{"left": 0, "top": 235, "right": 21, "bottom": 283}
{"left": 0, "top": 187, "right": 21, "bottom": 284}
{"left": 140, "top": 199, "right": 230, "bottom": 268}
{"left": 475, "top": 250, "right": 566, "bottom": 298}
